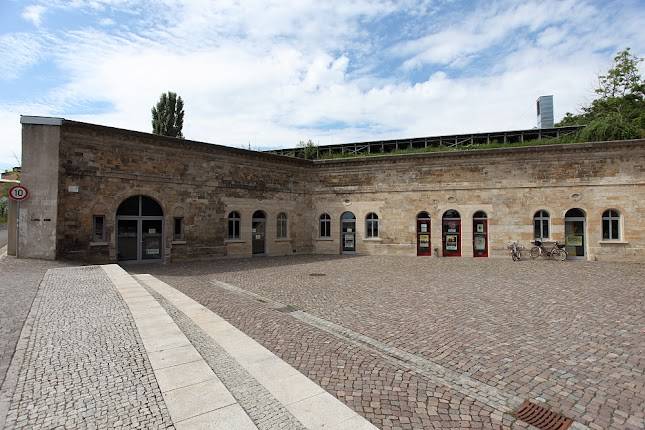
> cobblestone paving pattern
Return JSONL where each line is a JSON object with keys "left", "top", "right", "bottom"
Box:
{"left": 141, "top": 281, "right": 306, "bottom": 430}
{"left": 0, "top": 257, "right": 74, "bottom": 389}
{"left": 4, "top": 266, "right": 174, "bottom": 429}
{"left": 135, "top": 255, "right": 645, "bottom": 430}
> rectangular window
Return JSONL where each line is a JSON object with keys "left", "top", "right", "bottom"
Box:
{"left": 173, "top": 217, "right": 184, "bottom": 240}
{"left": 611, "top": 219, "right": 619, "bottom": 240}
{"left": 277, "top": 218, "right": 288, "bottom": 239}
{"left": 228, "top": 219, "right": 240, "bottom": 239}
{"left": 93, "top": 215, "right": 105, "bottom": 241}
{"left": 320, "top": 220, "right": 330, "bottom": 237}
{"left": 366, "top": 220, "right": 379, "bottom": 238}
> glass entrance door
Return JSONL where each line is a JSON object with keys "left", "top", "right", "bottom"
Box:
{"left": 442, "top": 210, "right": 461, "bottom": 257}
{"left": 252, "top": 219, "right": 266, "bottom": 254}
{"left": 472, "top": 211, "right": 488, "bottom": 258}
{"left": 141, "top": 219, "right": 163, "bottom": 260}
{"left": 342, "top": 220, "right": 356, "bottom": 253}
{"left": 565, "top": 219, "right": 586, "bottom": 258}
{"left": 416, "top": 217, "right": 431, "bottom": 256}
{"left": 117, "top": 219, "right": 138, "bottom": 261}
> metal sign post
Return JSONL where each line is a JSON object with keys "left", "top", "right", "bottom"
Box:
{"left": 8, "top": 185, "right": 29, "bottom": 258}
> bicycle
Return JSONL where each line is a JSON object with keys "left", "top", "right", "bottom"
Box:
{"left": 529, "top": 240, "right": 567, "bottom": 261}
{"left": 507, "top": 241, "right": 524, "bottom": 261}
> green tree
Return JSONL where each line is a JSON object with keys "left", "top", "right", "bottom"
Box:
{"left": 298, "top": 139, "right": 318, "bottom": 159}
{"left": 558, "top": 48, "right": 644, "bottom": 141}
{"left": 151, "top": 92, "right": 185, "bottom": 138}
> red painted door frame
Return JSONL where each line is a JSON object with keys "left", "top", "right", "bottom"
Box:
{"left": 442, "top": 218, "right": 461, "bottom": 257}
{"left": 473, "top": 218, "right": 488, "bottom": 257}
{"left": 416, "top": 219, "right": 431, "bottom": 256}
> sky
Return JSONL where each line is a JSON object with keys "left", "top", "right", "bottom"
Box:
{"left": 1, "top": 0, "right": 644, "bottom": 170}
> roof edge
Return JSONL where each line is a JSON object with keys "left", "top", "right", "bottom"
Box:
{"left": 20, "top": 115, "right": 64, "bottom": 126}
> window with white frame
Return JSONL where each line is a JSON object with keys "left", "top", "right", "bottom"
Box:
{"left": 277, "top": 212, "right": 288, "bottom": 239}
{"left": 365, "top": 212, "right": 379, "bottom": 238}
{"left": 228, "top": 211, "right": 240, "bottom": 239}
{"left": 602, "top": 209, "right": 620, "bottom": 240}
{"left": 319, "top": 213, "right": 331, "bottom": 238}
{"left": 533, "top": 210, "right": 550, "bottom": 241}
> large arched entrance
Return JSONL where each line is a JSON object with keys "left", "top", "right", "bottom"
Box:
{"left": 565, "top": 208, "right": 586, "bottom": 259}
{"left": 341, "top": 212, "right": 356, "bottom": 254}
{"left": 252, "top": 210, "right": 266, "bottom": 255}
{"left": 116, "top": 195, "right": 163, "bottom": 262}
{"left": 442, "top": 210, "right": 461, "bottom": 257}
{"left": 416, "top": 211, "right": 431, "bottom": 256}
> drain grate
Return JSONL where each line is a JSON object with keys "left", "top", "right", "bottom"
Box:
{"left": 514, "top": 400, "right": 573, "bottom": 430}
{"left": 309, "top": 273, "right": 326, "bottom": 277}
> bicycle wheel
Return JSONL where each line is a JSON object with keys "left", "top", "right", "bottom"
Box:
{"left": 529, "top": 246, "right": 540, "bottom": 259}
{"left": 553, "top": 248, "right": 567, "bottom": 261}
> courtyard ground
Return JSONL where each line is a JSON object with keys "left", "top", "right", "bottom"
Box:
{"left": 0, "top": 255, "right": 642, "bottom": 429}
{"left": 134, "top": 255, "right": 645, "bottom": 430}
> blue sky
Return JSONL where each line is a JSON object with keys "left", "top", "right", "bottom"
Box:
{"left": 1, "top": 0, "right": 644, "bottom": 170}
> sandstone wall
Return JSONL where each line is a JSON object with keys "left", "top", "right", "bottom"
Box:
{"left": 310, "top": 141, "right": 645, "bottom": 261}
{"left": 55, "top": 121, "right": 311, "bottom": 263}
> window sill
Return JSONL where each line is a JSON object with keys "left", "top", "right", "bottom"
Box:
{"left": 316, "top": 237, "right": 334, "bottom": 241}
{"left": 89, "top": 241, "right": 108, "bottom": 247}
{"left": 363, "top": 238, "right": 382, "bottom": 242}
{"left": 275, "top": 238, "right": 291, "bottom": 242}
{"left": 598, "top": 240, "right": 628, "bottom": 244}
{"left": 225, "top": 239, "right": 245, "bottom": 244}
{"left": 172, "top": 240, "right": 187, "bottom": 245}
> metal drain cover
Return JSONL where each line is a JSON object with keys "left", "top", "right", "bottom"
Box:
{"left": 309, "top": 273, "right": 326, "bottom": 277}
{"left": 514, "top": 400, "right": 573, "bottom": 430}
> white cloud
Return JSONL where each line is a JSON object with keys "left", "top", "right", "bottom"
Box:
{"left": 0, "top": 33, "right": 45, "bottom": 80}
{"left": 0, "top": 0, "right": 644, "bottom": 169}
{"left": 21, "top": 5, "right": 47, "bottom": 27}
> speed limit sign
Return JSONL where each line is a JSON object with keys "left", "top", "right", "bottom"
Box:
{"left": 8, "top": 185, "right": 29, "bottom": 201}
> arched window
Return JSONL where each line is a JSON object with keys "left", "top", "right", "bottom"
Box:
{"left": 319, "top": 213, "right": 331, "bottom": 238}
{"left": 277, "top": 212, "right": 288, "bottom": 239}
{"left": 417, "top": 211, "right": 430, "bottom": 219}
{"left": 228, "top": 211, "right": 240, "bottom": 239}
{"left": 117, "top": 195, "right": 163, "bottom": 216}
{"left": 602, "top": 209, "right": 620, "bottom": 240}
{"left": 533, "top": 210, "right": 550, "bottom": 241}
{"left": 365, "top": 212, "right": 379, "bottom": 238}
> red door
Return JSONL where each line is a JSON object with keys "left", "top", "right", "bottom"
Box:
{"left": 417, "top": 219, "right": 431, "bottom": 256}
{"left": 442, "top": 219, "right": 461, "bottom": 257}
{"left": 473, "top": 218, "right": 488, "bottom": 257}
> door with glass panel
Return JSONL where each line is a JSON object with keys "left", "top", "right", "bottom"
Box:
{"left": 564, "top": 208, "right": 586, "bottom": 259}
{"left": 116, "top": 195, "right": 164, "bottom": 262}
{"left": 341, "top": 212, "right": 356, "bottom": 254}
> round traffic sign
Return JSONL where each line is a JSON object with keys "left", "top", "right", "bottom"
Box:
{"left": 8, "top": 185, "right": 29, "bottom": 201}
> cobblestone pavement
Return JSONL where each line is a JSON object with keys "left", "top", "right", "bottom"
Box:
{"left": 0, "top": 257, "right": 74, "bottom": 390}
{"left": 135, "top": 255, "right": 645, "bottom": 430}
{"left": 3, "top": 266, "right": 173, "bottom": 429}
{"left": 143, "top": 282, "right": 306, "bottom": 430}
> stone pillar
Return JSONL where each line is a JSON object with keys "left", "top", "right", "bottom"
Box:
{"left": 7, "top": 199, "right": 17, "bottom": 256}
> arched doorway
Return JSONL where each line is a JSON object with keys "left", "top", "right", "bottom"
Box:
{"left": 117, "top": 195, "right": 163, "bottom": 262}
{"left": 565, "top": 208, "right": 586, "bottom": 259}
{"left": 442, "top": 210, "right": 461, "bottom": 257}
{"left": 416, "top": 211, "right": 431, "bottom": 256}
{"left": 473, "top": 211, "right": 488, "bottom": 257}
{"left": 341, "top": 212, "right": 356, "bottom": 254}
{"left": 252, "top": 210, "right": 266, "bottom": 255}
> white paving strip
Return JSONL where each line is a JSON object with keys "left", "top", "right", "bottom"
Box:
{"left": 135, "top": 273, "right": 379, "bottom": 430}
{"left": 101, "top": 265, "right": 258, "bottom": 430}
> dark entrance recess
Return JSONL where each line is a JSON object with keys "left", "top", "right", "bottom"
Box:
{"left": 116, "top": 195, "right": 163, "bottom": 262}
{"left": 341, "top": 211, "right": 356, "bottom": 254}
{"left": 442, "top": 209, "right": 461, "bottom": 257}
{"left": 252, "top": 210, "right": 266, "bottom": 255}
{"left": 416, "top": 211, "right": 431, "bottom": 256}
{"left": 472, "top": 211, "right": 488, "bottom": 257}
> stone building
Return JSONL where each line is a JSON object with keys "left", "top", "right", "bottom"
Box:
{"left": 17, "top": 116, "right": 645, "bottom": 263}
